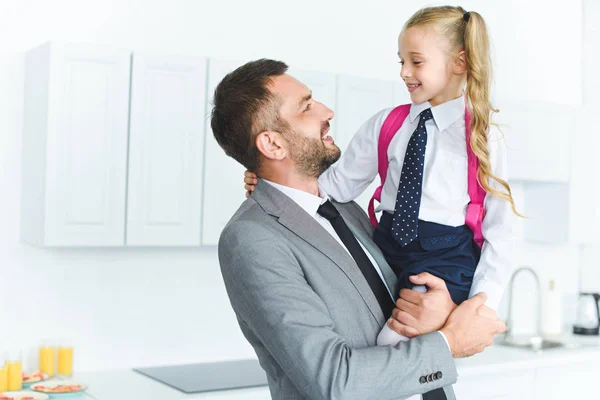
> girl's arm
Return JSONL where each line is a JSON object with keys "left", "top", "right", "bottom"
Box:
{"left": 318, "top": 109, "right": 392, "bottom": 201}
{"left": 468, "top": 126, "right": 518, "bottom": 311}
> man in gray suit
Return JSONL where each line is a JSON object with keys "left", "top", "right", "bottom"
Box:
{"left": 211, "top": 59, "right": 505, "bottom": 400}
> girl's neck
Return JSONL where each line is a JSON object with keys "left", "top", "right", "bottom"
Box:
{"left": 429, "top": 76, "right": 466, "bottom": 106}
{"left": 429, "top": 87, "right": 464, "bottom": 107}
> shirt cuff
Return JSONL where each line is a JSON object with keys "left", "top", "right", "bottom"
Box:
{"left": 469, "top": 278, "right": 507, "bottom": 312}
{"left": 437, "top": 331, "right": 451, "bottom": 351}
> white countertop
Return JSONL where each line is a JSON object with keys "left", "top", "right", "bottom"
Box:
{"left": 71, "top": 334, "right": 600, "bottom": 400}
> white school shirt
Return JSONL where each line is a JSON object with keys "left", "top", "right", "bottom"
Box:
{"left": 264, "top": 180, "right": 449, "bottom": 400}
{"left": 318, "top": 95, "right": 517, "bottom": 311}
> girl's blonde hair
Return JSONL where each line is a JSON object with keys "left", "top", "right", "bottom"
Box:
{"left": 404, "top": 6, "right": 521, "bottom": 216}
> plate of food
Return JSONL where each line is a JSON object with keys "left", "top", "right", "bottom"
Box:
{"left": 29, "top": 380, "right": 87, "bottom": 398}
{"left": 0, "top": 391, "right": 50, "bottom": 400}
{"left": 22, "top": 371, "right": 49, "bottom": 388}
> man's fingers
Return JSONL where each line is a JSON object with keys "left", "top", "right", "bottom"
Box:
{"left": 395, "top": 297, "right": 420, "bottom": 316}
{"left": 494, "top": 319, "right": 507, "bottom": 334}
{"left": 462, "top": 292, "right": 487, "bottom": 310}
{"left": 399, "top": 288, "right": 424, "bottom": 306}
{"left": 408, "top": 272, "right": 447, "bottom": 291}
{"left": 391, "top": 308, "right": 419, "bottom": 329}
{"left": 477, "top": 305, "right": 498, "bottom": 320}
{"left": 387, "top": 319, "right": 420, "bottom": 338}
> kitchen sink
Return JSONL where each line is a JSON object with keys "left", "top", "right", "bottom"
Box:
{"left": 496, "top": 336, "right": 581, "bottom": 352}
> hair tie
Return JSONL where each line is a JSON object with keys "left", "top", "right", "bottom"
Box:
{"left": 463, "top": 11, "right": 471, "bottom": 22}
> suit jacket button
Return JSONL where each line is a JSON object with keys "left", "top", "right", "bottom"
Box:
{"left": 419, "top": 376, "right": 427, "bottom": 384}
{"left": 427, "top": 374, "right": 434, "bottom": 382}
{"left": 436, "top": 371, "right": 443, "bottom": 380}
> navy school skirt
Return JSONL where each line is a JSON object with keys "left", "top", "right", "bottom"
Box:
{"left": 373, "top": 212, "right": 481, "bottom": 305}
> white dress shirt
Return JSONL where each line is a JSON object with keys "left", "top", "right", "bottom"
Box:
{"left": 264, "top": 179, "right": 449, "bottom": 400}
{"left": 318, "top": 95, "right": 517, "bottom": 311}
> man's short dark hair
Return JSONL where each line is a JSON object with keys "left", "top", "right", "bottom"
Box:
{"left": 210, "top": 59, "right": 289, "bottom": 172}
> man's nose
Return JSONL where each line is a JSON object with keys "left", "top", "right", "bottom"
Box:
{"left": 318, "top": 101, "right": 334, "bottom": 121}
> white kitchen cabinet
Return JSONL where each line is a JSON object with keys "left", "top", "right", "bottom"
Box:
{"left": 453, "top": 369, "right": 535, "bottom": 400}
{"left": 500, "top": 102, "right": 573, "bottom": 183}
{"left": 535, "top": 360, "right": 600, "bottom": 399}
{"left": 583, "top": 0, "right": 600, "bottom": 106}
{"left": 569, "top": 106, "right": 599, "bottom": 244}
{"left": 201, "top": 58, "right": 248, "bottom": 245}
{"left": 335, "top": 75, "right": 397, "bottom": 212}
{"left": 126, "top": 54, "right": 207, "bottom": 246}
{"left": 522, "top": 182, "right": 570, "bottom": 244}
{"left": 570, "top": 0, "right": 600, "bottom": 244}
{"left": 21, "top": 42, "right": 131, "bottom": 246}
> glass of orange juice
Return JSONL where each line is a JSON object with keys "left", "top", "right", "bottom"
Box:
{"left": 38, "top": 344, "right": 56, "bottom": 376}
{"left": 57, "top": 346, "right": 73, "bottom": 378}
{"left": 0, "top": 355, "right": 8, "bottom": 392}
{"left": 39, "top": 344, "right": 56, "bottom": 377}
{"left": 6, "top": 349, "right": 22, "bottom": 391}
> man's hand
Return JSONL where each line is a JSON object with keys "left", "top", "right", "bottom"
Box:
{"left": 244, "top": 171, "right": 258, "bottom": 198}
{"left": 387, "top": 272, "right": 457, "bottom": 338}
{"left": 440, "top": 292, "right": 506, "bottom": 358}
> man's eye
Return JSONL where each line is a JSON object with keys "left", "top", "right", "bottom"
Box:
{"left": 414, "top": 61, "right": 422, "bottom": 65}
{"left": 304, "top": 103, "right": 312, "bottom": 112}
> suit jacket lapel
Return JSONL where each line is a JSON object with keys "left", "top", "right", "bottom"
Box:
{"left": 252, "top": 180, "right": 385, "bottom": 324}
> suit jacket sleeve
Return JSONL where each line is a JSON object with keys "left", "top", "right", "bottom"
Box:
{"left": 219, "top": 219, "right": 458, "bottom": 400}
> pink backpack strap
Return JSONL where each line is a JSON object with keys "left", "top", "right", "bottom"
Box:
{"left": 464, "top": 109, "right": 486, "bottom": 248}
{"left": 368, "top": 104, "right": 411, "bottom": 228}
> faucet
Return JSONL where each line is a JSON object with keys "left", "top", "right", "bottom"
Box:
{"left": 504, "top": 266, "right": 542, "bottom": 340}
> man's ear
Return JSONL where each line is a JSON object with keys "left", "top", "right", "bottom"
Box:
{"left": 255, "top": 130, "right": 287, "bottom": 160}
{"left": 454, "top": 50, "right": 467, "bottom": 74}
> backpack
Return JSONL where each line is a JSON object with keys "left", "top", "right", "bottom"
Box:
{"left": 367, "top": 104, "right": 486, "bottom": 248}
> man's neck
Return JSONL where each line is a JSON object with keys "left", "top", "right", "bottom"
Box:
{"left": 260, "top": 170, "right": 320, "bottom": 197}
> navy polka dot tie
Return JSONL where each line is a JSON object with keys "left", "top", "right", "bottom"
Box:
{"left": 391, "top": 108, "right": 433, "bottom": 246}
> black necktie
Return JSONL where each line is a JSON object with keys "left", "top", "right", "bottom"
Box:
{"left": 424, "top": 389, "right": 447, "bottom": 400}
{"left": 391, "top": 108, "right": 434, "bottom": 246}
{"left": 317, "top": 200, "right": 394, "bottom": 318}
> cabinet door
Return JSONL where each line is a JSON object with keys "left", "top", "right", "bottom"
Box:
{"left": 501, "top": 103, "right": 573, "bottom": 183}
{"left": 335, "top": 75, "right": 396, "bottom": 212}
{"left": 22, "top": 42, "right": 131, "bottom": 246}
{"left": 453, "top": 369, "right": 535, "bottom": 400}
{"left": 201, "top": 59, "right": 248, "bottom": 245}
{"left": 535, "top": 360, "right": 600, "bottom": 399}
{"left": 126, "top": 54, "right": 207, "bottom": 246}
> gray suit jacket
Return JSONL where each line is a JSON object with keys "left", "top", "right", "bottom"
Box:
{"left": 218, "top": 180, "right": 458, "bottom": 399}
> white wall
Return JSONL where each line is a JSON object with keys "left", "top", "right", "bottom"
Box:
{"left": 0, "top": 0, "right": 586, "bottom": 371}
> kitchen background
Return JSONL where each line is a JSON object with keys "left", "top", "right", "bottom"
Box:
{"left": 0, "top": 0, "right": 599, "bottom": 375}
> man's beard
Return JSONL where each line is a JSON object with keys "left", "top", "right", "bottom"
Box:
{"left": 284, "top": 123, "right": 341, "bottom": 178}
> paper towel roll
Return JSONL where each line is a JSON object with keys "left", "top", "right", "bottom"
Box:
{"left": 541, "top": 280, "right": 563, "bottom": 336}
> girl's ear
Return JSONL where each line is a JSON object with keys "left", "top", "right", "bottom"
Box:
{"left": 455, "top": 50, "right": 467, "bottom": 74}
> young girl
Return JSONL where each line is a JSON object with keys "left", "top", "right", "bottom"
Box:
{"left": 244, "top": 5, "right": 518, "bottom": 346}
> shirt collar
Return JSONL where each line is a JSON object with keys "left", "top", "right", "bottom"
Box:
{"left": 409, "top": 95, "right": 465, "bottom": 132}
{"left": 263, "top": 179, "right": 327, "bottom": 217}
